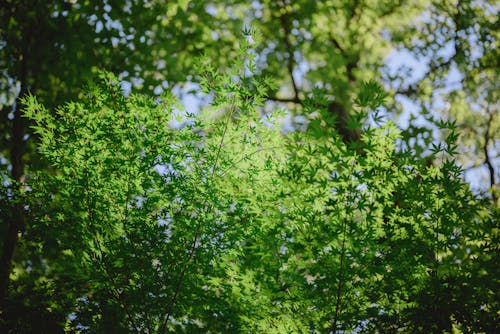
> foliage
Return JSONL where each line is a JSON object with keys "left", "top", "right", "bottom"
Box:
{"left": 385, "top": 0, "right": 499, "bottom": 195}
{"left": 1, "top": 1, "right": 498, "bottom": 333}
{"left": 5, "top": 37, "right": 496, "bottom": 333}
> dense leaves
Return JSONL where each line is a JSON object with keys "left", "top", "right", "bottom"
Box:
{"left": 1, "top": 1, "right": 498, "bottom": 333}
{"left": 9, "top": 41, "right": 498, "bottom": 332}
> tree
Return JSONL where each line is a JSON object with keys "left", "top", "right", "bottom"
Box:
{"left": 1, "top": 1, "right": 498, "bottom": 332}
{"left": 1, "top": 0, "right": 230, "bottom": 305}
{"left": 5, "top": 35, "right": 496, "bottom": 332}
{"left": 385, "top": 0, "right": 499, "bottom": 202}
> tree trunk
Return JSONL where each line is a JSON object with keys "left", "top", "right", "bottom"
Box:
{"left": 0, "top": 50, "right": 28, "bottom": 304}
{"left": 328, "top": 101, "right": 360, "bottom": 143}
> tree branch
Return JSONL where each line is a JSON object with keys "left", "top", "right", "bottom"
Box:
{"left": 329, "top": 34, "right": 345, "bottom": 55}
{"left": 84, "top": 166, "right": 142, "bottom": 333}
{"left": 484, "top": 111, "right": 497, "bottom": 203}
{"left": 395, "top": 46, "right": 459, "bottom": 96}
{"left": 278, "top": 9, "right": 299, "bottom": 102}
{"left": 0, "top": 22, "right": 29, "bottom": 303}
{"left": 330, "top": 217, "right": 349, "bottom": 333}
{"left": 160, "top": 104, "right": 236, "bottom": 333}
{"left": 266, "top": 95, "right": 360, "bottom": 143}
{"left": 395, "top": 7, "right": 463, "bottom": 97}
{"left": 267, "top": 95, "right": 302, "bottom": 104}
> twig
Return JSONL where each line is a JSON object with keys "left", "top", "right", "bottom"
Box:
{"left": 160, "top": 104, "right": 236, "bottom": 333}
{"left": 484, "top": 111, "right": 497, "bottom": 203}
{"left": 278, "top": 10, "right": 300, "bottom": 102}
{"left": 330, "top": 217, "right": 349, "bottom": 333}
{"left": 84, "top": 168, "right": 142, "bottom": 333}
{"left": 222, "top": 146, "right": 281, "bottom": 173}
{"left": 396, "top": 9, "right": 463, "bottom": 97}
{"left": 268, "top": 95, "right": 302, "bottom": 104}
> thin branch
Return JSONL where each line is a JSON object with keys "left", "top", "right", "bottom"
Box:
{"left": 267, "top": 95, "right": 302, "bottom": 104}
{"left": 223, "top": 146, "right": 281, "bottom": 173}
{"left": 484, "top": 111, "right": 497, "bottom": 203}
{"left": 160, "top": 104, "right": 236, "bottom": 333}
{"left": 434, "top": 203, "right": 440, "bottom": 279}
{"left": 329, "top": 34, "right": 345, "bottom": 55}
{"left": 160, "top": 197, "right": 203, "bottom": 332}
{"left": 396, "top": 7, "right": 463, "bottom": 97}
{"left": 378, "top": 0, "right": 404, "bottom": 19}
{"left": 395, "top": 47, "right": 459, "bottom": 96}
{"left": 330, "top": 217, "right": 349, "bottom": 333}
{"left": 278, "top": 10, "right": 300, "bottom": 102}
{"left": 84, "top": 168, "right": 142, "bottom": 333}
{"left": 94, "top": 236, "right": 143, "bottom": 333}
{"left": 462, "top": 161, "right": 488, "bottom": 173}
{"left": 349, "top": 0, "right": 362, "bottom": 24}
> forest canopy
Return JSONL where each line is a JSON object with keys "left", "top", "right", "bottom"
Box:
{"left": 0, "top": 1, "right": 498, "bottom": 333}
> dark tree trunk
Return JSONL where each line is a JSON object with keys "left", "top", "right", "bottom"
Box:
{"left": 0, "top": 49, "right": 28, "bottom": 304}
{"left": 328, "top": 101, "right": 360, "bottom": 144}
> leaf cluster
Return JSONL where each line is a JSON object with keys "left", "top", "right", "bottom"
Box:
{"left": 13, "top": 43, "right": 499, "bottom": 333}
